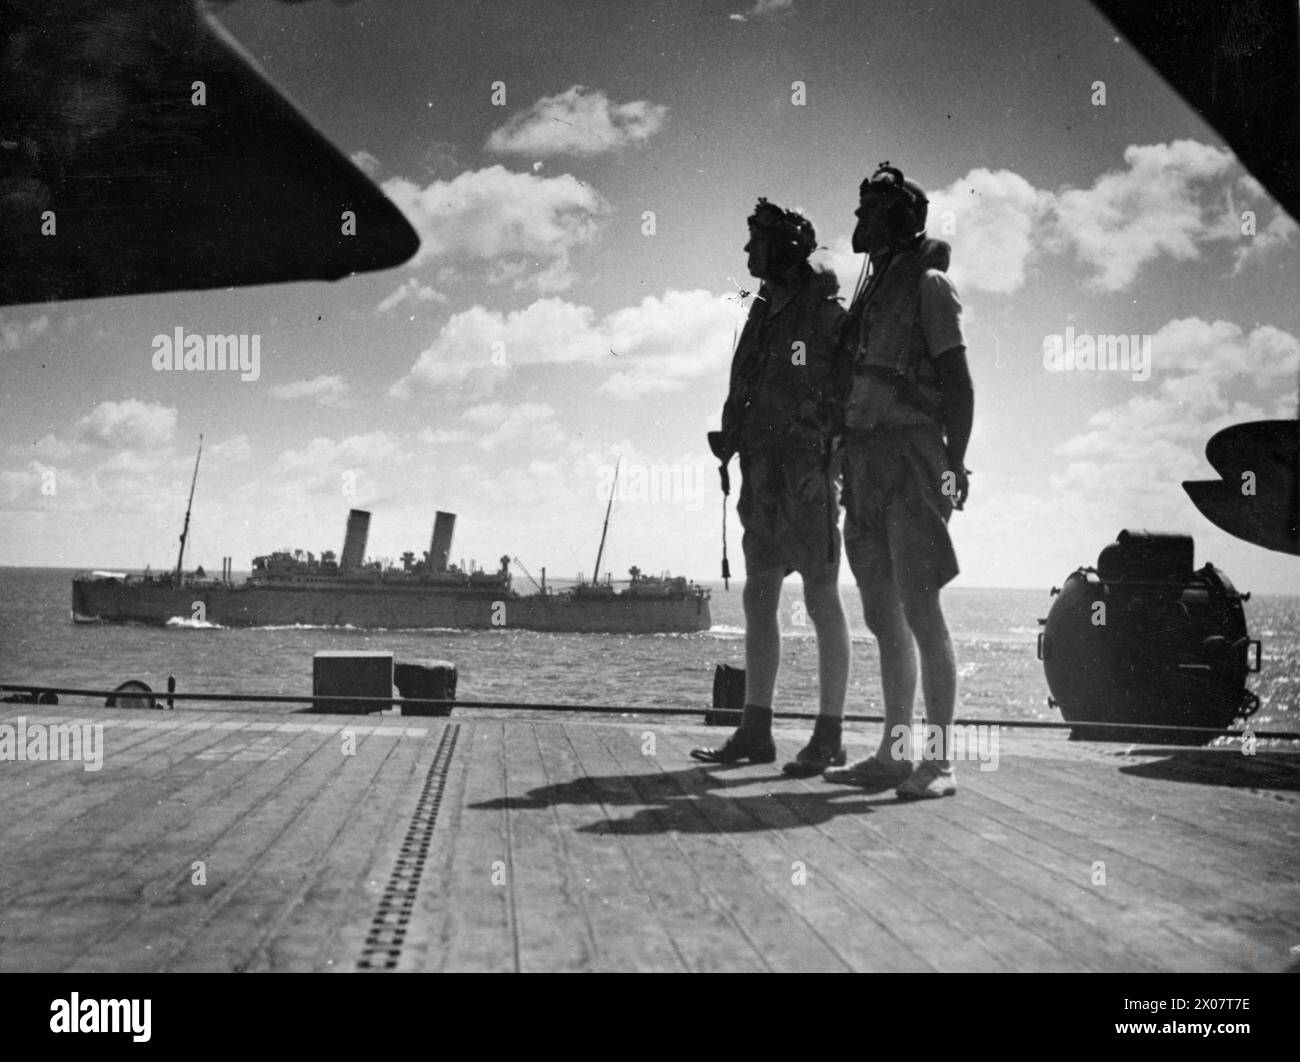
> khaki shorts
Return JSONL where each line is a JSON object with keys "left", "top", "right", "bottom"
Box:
{"left": 738, "top": 446, "right": 841, "bottom": 580}
{"left": 842, "top": 427, "right": 959, "bottom": 593}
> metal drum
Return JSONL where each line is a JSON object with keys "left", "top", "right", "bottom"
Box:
{"left": 1037, "top": 530, "right": 1261, "bottom": 743}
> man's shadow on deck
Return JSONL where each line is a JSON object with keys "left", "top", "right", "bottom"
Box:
{"left": 469, "top": 763, "right": 905, "bottom": 836}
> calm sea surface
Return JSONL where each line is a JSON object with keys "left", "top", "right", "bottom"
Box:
{"left": 1, "top": 567, "right": 1296, "bottom": 734}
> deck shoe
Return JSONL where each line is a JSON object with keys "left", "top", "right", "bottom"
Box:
{"left": 822, "top": 755, "right": 914, "bottom": 789}
{"left": 690, "top": 729, "right": 777, "bottom": 765}
{"left": 895, "top": 760, "right": 956, "bottom": 800}
{"left": 782, "top": 740, "right": 847, "bottom": 777}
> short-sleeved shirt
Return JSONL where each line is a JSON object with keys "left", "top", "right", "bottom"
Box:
{"left": 845, "top": 268, "right": 965, "bottom": 431}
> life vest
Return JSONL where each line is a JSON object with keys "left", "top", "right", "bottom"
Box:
{"left": 723, "top": 264, "right": 844, "bottom": 452}
{"left": 843, "top": 237, "right": 952, "bottom": 432}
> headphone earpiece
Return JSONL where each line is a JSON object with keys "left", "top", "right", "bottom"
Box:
{"left": 862, "top": 162, "right": 928, "bottom": 245}
{"left": 748, "top": 197, "right": 817, "bottom": 274}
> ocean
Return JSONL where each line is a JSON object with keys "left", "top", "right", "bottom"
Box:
{"left": 1, "top": 567, "right": 1296, "bottom": 735}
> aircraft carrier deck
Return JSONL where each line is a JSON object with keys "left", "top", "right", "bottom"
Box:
{"left": 1, "top": 702, "right": 1296, "bottom": 973}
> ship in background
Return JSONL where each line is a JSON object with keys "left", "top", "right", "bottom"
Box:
{"left": 72, "top": 507, "right": 712, "bottom": 633}
{"left": 71, "top": 446, "right": 711, "bottom": 633}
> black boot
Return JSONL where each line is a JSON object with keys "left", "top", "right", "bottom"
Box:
{"left": 690, "top": 728, "right": 778, "bottom": 765}
{"left": 781, "top": 717, "right": 846, "bottom": 776}
{"left": 691, "top": 705, "right": 776, "bottom": 765}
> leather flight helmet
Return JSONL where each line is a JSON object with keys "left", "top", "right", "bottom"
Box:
{"left": 748, "top": 197, "right": 817, "bottom": 274}
{"left": 860, "top": 162, "right": 929, "bottom": 244}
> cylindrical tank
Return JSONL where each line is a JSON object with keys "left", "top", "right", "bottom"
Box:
{"left": 339, "top": 509, "right": 371, "bottom": 573}
{"left": 429, "top": 511, "right": 456, "bottom": 572}
{"left": 1038, "top": 530, "right": 1260, "bottom": 743}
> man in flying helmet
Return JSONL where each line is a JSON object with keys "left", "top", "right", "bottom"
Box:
{"left": 822, "top": 162, "right": 975, "bottom": 799}
{"left": 693, "top": 198, "right": 852, "bottom": 775}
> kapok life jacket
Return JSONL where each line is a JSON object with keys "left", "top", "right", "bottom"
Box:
{"left": 722, "top": 263, "right": 845, "bottom": 453}
{"left": 841, "top": 236, "right": 952, "bottom": 433}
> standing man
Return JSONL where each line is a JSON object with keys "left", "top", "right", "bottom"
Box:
{"left": 823, "top": 163, "right": 974, "bottom": 799}
{"left": 692, "top": 198, "right": 852, "bottom": 775}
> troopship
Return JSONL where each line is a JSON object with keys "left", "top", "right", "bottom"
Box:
{"left": 71, "top": 444, "right": 712, "bottom": 633}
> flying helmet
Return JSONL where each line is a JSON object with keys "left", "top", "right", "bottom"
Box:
{"left": 747, "top": 197, "right": 817, "bottom": 274}
{"left": 859, "top": 162, "right": 928, "bottom": 244}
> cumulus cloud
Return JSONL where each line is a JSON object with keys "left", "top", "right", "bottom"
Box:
{"left": 208, "top": 434, "right": 252, "bottom": 462}
{"left": 1, "top": 313, "right": 50, "bottom": 352}
{"left": 462, "top": 401, "right": 565, "bottom": 452}
{"left": 391, "top": 289, "right": 738, "bottom": 400}
{"left": 417, "top": 427, "right": 472, "bottom": 445}
{"left": 486, "top": 86, "right": 668, "bottom": 158}
{"left": 1048, "top": 140, "right": 1237, "bottom": 291}
{"left": 273, "top": 432, "right": 407, "bottom": 493}
{"left": 16, "top": 433, "right": 75, "bottom": 461}
{"left": 391, "top": 298, "right": 602, "bottom": 396}
{"left": 599, "top": 289, "right": 744, "bottom": 399}
{"left": 350, "top": 149, "right": 381, "bottom": 177}
{"left": 270, "top": 374, "right": 353, "bottom": 409}
{"left": 928, "top": 168, "right": 1053, "bottom": 294}
{"left": 0, "top": 461, "right": 88, "bottom": 511}
{"left": 810, "top": 235, "right": 864, "bottom": 299}
{"left": 1231, "top": 210, "right": 1299, "bottom": 274}
{"left": 381, "top": 165, "right": 605, "bottom": 291}
{"left": 1051, "top": 318, "right": 1299, "bottom": 522}
{"left": 377, "top": 277, "right": 447, "bottom": 313}
{"left": 900, "top": 142, "right": 1279, "bottom": 297}
{"left": 1228, "top": 175, "right": 1298, "bottom": 274}
{"left": 76, "top": 399, "right": 176, "bottom": 450}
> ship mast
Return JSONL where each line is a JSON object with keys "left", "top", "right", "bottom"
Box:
{"left": 174, "top": 433, "right": 204, "bottom": 586}
{"left": 592, "top": 457, "right": 619, "bottom": 586}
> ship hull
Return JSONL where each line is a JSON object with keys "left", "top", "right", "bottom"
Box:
{"left": 72, "top": 579, "right": 712, "bottom": 633}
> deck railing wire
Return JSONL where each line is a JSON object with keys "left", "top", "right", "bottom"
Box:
{"left": 2, "top": 683, "right": 1298, "bottom": 741}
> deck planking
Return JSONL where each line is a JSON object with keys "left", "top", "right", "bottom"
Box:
{"left": 0, "top": 705, "right": 1295, "bottom": 972}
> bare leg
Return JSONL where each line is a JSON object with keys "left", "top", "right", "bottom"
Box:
{"left": 802, "top": 574, "right": 850, "bottom": 719}
{"left": 856, "top": 572, "right": 917, "bottom": 761}
{"left": 900, "top": 587, "right": 956, "bottom": 761}
{"left": 742, "top": 568, "right": 786, "bottom": 709}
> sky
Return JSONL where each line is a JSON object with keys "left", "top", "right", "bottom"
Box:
{"left": 2, "top": 0, "right": 1298, "bottom": 593}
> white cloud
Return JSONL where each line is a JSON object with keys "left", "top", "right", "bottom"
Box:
{"left": 1051, "top": 317, "right": 1298, "bottom": 524}
{"left": 270, "top": 374, "right": 353, "bottom": 409}
{"left": 1048, "top": 140, "right": 1237, "bottom": 291}
{"left": 381, "top": 165, "right": 605, "bottom": 291}
{"left": 417, "top": 427, "right": 472, "bottom": 445}
{"left": 874, "top": 143, "right": 1276, "bottom": 297}
{"left": 391, "top": 289, "right": 738, "bottom": 401}
{"left": 350, "top": 149, "right": 381, "bottom": 177}
{"left": 377, "top": 277, "right": 447, "bottom": 313}
{"left": 598, "top": 290, "right": 743, "bottom": 399}
{"left": 810, "top": 235, "right": 863, "bottom": 299}
{"left": 928, "top": 168, "right": 1053, "bottom": 295}
{"left": 1230, "top": 208, "right": 1298, "bottom": 275}
{"left": 486, "top": 86, "right": 668, "bottom": 158}
{"left": 1, "top": 313, "right": 50, "bottom": 352}
{"left": 273, "top": 432, "right": 407, "bottom": 493}
{"left": 76, "top": 399, "right": 176, "bottom": 450}
{"left": 0, "top": 461, "right": 90, "bottom": 511}
{"left": 208, "top": 434, "right": 252, "bottom": 462}
{"left": 16, "top": 433, "right": 74, "bottom": 461}
{"left": 463, "top": 401, "right": 565, "bottom": 452}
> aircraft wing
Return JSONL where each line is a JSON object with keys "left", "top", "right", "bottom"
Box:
{"left": 0, "top": 0, "right": 419, "bottom": 306}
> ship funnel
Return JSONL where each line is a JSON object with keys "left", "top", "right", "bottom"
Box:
{"left": 429, "top": 511, "right": 456, "bottom": 572}
{"left": 340, "top": 509, "right": 371, "bottom": 573}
